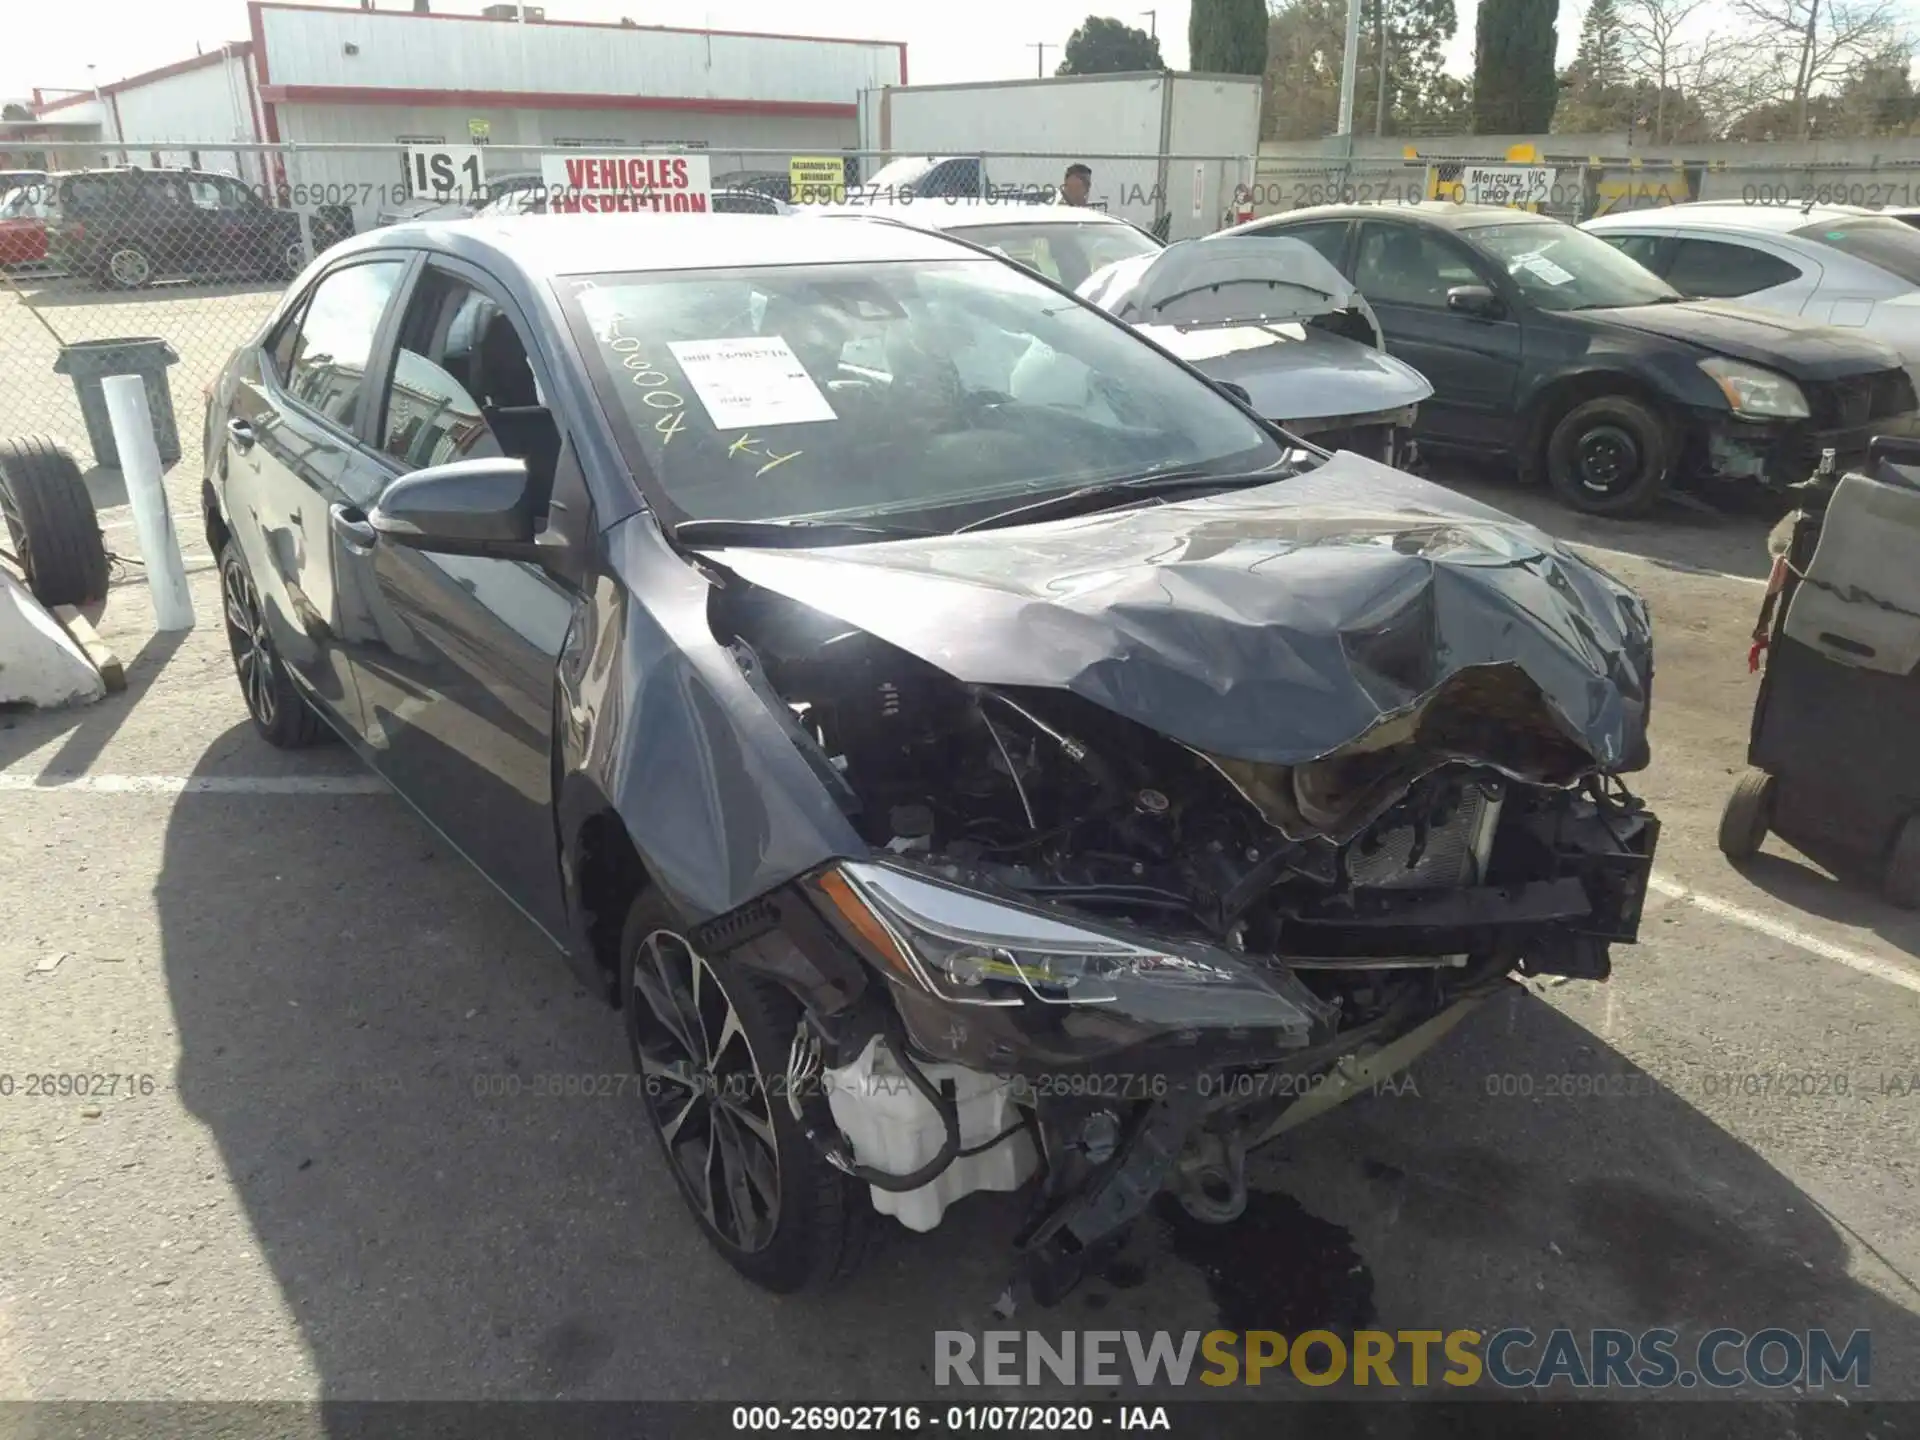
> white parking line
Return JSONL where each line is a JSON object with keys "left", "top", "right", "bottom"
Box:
{"left": 1649, "top": 872, "right": 1920, "bottom": 996}
{"left": 4, "top": 773, "right": 1913, "bottom": 994}
{"left": 0, "top": 774, "right": 388, "bottom": 795}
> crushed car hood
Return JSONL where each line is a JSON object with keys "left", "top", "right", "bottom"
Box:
{"left": 697, "top": 452, "right": 1654, "bottom": 773}
{"left": 1590, "top": 300, "right": 1906, "bottom": 379}
{"left": 1139, "top": 322, "right": 1433, "bottom": 423}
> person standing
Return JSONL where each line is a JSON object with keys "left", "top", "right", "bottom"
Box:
{"left": 1060, "top": 163, "right": 1092, "bottom": 206}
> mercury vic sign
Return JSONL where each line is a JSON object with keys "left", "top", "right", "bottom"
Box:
{"left": 538, "top": 153, "right": 714, "bottom": 213}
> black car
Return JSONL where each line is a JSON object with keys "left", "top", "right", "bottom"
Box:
{"left": 43, "top": 167, "right": 354, "bottom": 290}
{"left": 1225, "top": 202, "right": 1920, "bottom": 515}
{"left": 203, "top": 214, "right": 1661, "bottom": 1295}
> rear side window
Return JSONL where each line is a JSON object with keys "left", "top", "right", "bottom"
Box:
{"left": 1792, "top": 217, "right": 1920, "bottom": 286}
{"left": 1267, "top": 220, "right": 1351, "bottom": 269}
{"left": 59, "top": 176, "right": 116, "bottom": 214}
{"left": 280, "top": 260, "right": 407, "bottom": 430}
{"left": 1665, "top": 239, "right": 1803, "bottom": 298}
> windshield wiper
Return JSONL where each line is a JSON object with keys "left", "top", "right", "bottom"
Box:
{"left": 956, "top": 465, "right": 1285, "bottom": 534}
{"left": 673, "top": 517, "right": 935, "bottom": 548}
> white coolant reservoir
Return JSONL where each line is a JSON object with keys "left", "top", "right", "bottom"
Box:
{"left": 824, "top": 1036, "right": 1039, "bottom": 1232}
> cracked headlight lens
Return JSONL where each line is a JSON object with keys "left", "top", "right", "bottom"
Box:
{"left": 1700, "top": 356, "right": 1811, "bottom": 419}
{"left": 817, "top": 861, "right": 1323, "bottom": 1040}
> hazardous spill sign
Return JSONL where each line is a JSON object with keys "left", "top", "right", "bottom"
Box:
{"left": 540, "top": 153, "right": 713, "bottom": 213}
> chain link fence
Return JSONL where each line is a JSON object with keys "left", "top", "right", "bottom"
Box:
{"left": 0, "top": 141, "right": 1255, "bottom": 481}
{"left": 1246, "top": 145, "right": 1920, "bottom": 224}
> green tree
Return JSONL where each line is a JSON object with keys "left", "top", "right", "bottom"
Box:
{"left": 1833, "top": 43, "right": 1920, "bottom": 136}
{"left": 1555, "top": 0, "right": 1637, "bottom": 131}
{"left": 1473, "top": 0, "right": 1561, "bottom": 132}
{"left": 1192, "top": 0, "right": 1272, "bottom": 75}
{"left": 1, "top": 103, "right": 34, "bottom": 122}
{"left": 1264, "top": 0, "right": 1468, "bottom": 137}
{"left": 1057, "top": 15, "right": 1166, "bottom": 75}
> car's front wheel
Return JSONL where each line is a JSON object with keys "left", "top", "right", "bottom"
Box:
{"left": 219, "top": 541, "right": 328, "bottom": 748}
{"left": 619, "top": 891, "right": 868, "bottom": 1293}
{"left": 1545, "top": 393, "right": 1674, "bottom": 517}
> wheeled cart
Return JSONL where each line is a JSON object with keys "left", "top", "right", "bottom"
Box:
{"left": 1719, "top": 436, "right": 1920, "bottom": 908}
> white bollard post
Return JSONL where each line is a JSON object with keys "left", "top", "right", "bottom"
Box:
{"left": 101, "top": 373, "right": 195, "bottom": 631}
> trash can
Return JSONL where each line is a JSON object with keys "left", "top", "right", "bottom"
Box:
{"left": 52, "top": 338, "right": 182, "bottom": 470}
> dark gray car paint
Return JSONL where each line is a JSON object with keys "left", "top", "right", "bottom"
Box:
{"left": 695, "top": 453, "right": 1654, "bottom": 775}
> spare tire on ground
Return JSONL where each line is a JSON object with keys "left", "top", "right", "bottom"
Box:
{"left": 0, "top": 436, "right": 111, "bottom": 609}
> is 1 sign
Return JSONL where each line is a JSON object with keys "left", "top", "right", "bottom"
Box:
{"left": 407, "top": 145, "right": 488, "bottom": 203}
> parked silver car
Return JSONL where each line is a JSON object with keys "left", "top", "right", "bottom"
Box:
{"left": 1584, "top": 202, "right": 1920, "bottom": 379}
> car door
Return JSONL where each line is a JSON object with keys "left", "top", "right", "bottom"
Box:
{"left": 135, "top": 174, "right": 199, "bottom": 276}
{"left": 1661, "top": 234, "right": 1820, "bottom": 315}
{"left": 1352, "top": 218, "right": 1524, "bottom": 445}
{"left": 227, "top": 253, "right": 413, "bottom": 733}
{"left": 341, "top": 258, "right": 574, "bottom": 934}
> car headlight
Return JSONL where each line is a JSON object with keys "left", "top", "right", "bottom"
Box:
{"left": 1699, "top": 357, "right": 1811, "bottom": 419}
{"left": 814, "top": 861, "right": 1322, "bottom": 1039}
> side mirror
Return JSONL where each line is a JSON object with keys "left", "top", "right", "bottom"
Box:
{"left": 369, "top": 456, "right": 544, "bottom": 560}
{"left": 1447, "top": 284, "right": 1504, "bottom": 319}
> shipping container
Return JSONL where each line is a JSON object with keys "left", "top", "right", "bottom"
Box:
{"left": 855, "top": 72, "right": 1261, "bottom": 241}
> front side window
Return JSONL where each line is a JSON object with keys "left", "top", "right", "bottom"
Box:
{"left": 1355, "top": 223, "right": 1484, "bottom": 307}
{"left": 280, "top": 259, "right": 407, "bottom": 430}
{"left": 1598, "top": 231, "right": 1667, "bottom": 270}
{"left": 1466, "top": 221, "right": 1678, "bottom": 311}
{"left": 1265, "top": 220, "right": 1351, "bottom": 269}
{"left": 565, "top": 257, "right": 1288, "bottom": 530}
{"left": 380, "top": 276, "right": 513, "bottom": 470}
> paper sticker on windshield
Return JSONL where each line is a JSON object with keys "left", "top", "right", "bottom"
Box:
{"left": 666, "top": 337, "right": 838, "bottom": 430}
{"left": 1515, "top": 253, "right": 1574, "bottom": 286}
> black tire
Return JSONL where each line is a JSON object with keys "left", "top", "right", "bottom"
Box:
{"left": 101, "top": 241, "right": 154, "bottom": 290}
{"left": 218, "top": 540, "right": 328, "bottom": 749}
{"left": 1883, "top": 814, "right": 1920, "bottom": 910}
{"left": 1545, "top": 393, "right": 1674, "bottom": 518}
{"left": 619, "top": 890, "right": 868, "bottom": 1293}
{"left": 0, "top": 435, "right": 110, "bottom": 607}
{"left": 1718, "top": 769, "right": 1776, "bottom": 862}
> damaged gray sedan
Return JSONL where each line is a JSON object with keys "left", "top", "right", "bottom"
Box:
{"left": 203, "top": 215, "right": 1660, "bottom": 1299}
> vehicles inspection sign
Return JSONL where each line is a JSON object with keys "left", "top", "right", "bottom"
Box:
{"left": 539, "top": 153, "right": 713, "bottom": 213}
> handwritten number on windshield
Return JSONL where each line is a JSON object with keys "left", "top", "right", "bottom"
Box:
{"left": 608, "top": 325, "right": 688, "bottom": 444}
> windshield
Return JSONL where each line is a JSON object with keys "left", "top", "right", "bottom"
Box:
{"left": 945, "top": 221, "right": 1160, "bottom": 291}
{"left": 564, "top": 257, "right": 1289, "bottom": 530}
{"left": 1468, "top": 221, "right": 1678, "bottom": 310}
{"left": 1793, "top": 217, "right": 1920, "bottom": 287}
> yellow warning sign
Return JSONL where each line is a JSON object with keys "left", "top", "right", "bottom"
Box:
{"left": 789, "top": 156, "right": 847, "bottom": 205}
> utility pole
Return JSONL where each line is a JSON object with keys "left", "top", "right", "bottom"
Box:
{"left": 1374, "top": 1, "right": 1390, "bottom": 136}
{"left": 1335, "top": 0, "right": 1361, "bottom": 135}
{"left": 1030, "top": 42, "right": 1054, "bottom": 76}
{"left": 1140, "top": 10, "right": 1157, "bottom": 38}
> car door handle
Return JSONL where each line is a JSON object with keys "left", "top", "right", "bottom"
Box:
{"left": 329, "top": 504, "right": 378, "bottom": 555}
{"left": 226, "top": 417, "right": 256, "bottom": 451}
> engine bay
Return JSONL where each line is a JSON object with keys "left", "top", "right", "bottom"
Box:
{"left": 711, "top": 577, "right": 1661, "bottom": 1026}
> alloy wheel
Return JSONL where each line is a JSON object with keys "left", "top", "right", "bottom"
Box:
{"left": 221, "top": 556, "right": 278, "bottom": 729}
{"left": 629, "top": 928, "right": 782, "bottom": 1253}
{"left": 108, "top": 246, "right": 151, "bottom": 287}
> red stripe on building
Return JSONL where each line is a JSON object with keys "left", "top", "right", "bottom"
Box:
{"left": 256, "top": 86, "right": 857, "bottom": 119}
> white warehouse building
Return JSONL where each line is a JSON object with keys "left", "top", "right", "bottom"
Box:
{"left": 33, "top": 1, "right": 907, "bottom": 227}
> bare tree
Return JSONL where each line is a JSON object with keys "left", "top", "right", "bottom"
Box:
{"left": 1729, "top": 0, "right": 1901, "bottom": 138}
{"left": 1619, "top": 0, "right": 1707, "bottom": 142}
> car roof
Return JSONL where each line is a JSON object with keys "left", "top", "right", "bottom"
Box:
{"left": 338, "top": 212, "right": 990, "bottom": 276}
{"left": 1585, "top": 200, "right": 1882, "bottom": 232}
{"left": 818, "top": 198, "right": 1130, "bottom": 229}
{"left": 1223, "top": 199, "right": 1562, "bottom": 233}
